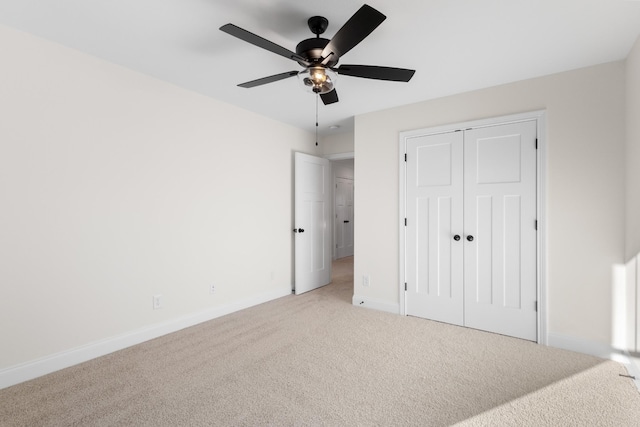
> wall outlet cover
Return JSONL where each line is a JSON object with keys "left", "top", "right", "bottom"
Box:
{"left": 153, "top": 294, "right": 163, "bottom": 309}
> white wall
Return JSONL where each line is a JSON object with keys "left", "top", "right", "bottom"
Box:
{"left": 354, "top": 62, "right": 626, "bottom": 347}
{"left": 627, "top": 35, "right": 640, "bottom": 260}
{"left": 332, "top": 160, "right": 354, "bottom": 180}
{"left": 320, "top": 132, "right": 355, "bottom": 156}
{"left": 0, "top": 26, "right": 316, "bottom": 375}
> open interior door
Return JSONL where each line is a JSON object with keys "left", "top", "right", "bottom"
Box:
{"left": 294, "top": 152, "right": 331, "bottom": 294}
{"left": 335, "top": 177, "right": 354, "bottom": 259}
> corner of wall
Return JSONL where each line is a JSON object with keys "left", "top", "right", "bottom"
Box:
{"left": 626, "top": 34, "right": 640, "bottom": 259}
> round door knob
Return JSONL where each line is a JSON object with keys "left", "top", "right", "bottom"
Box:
{"left": 453, "top": 235, "right": 461, "bottom": 241}
{"left": 467, "top": 235, "right": 474, "bottom": 242}
{"left": 298, "top": 228, "right": 305, "bottom": 233}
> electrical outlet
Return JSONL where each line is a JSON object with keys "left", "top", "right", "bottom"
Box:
{"left": 209, "top": 284, "right": 215, "bottom": 294}
{"left": 363, "top": 275, "right": 370, "bottom": 287}
{"left": 153, "top": 294, "right": 163, "bottom": 309}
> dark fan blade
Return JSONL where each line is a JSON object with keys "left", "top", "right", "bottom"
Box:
{"left": 238, "top": 71, "right": 299, "bottom": 88}
{"left": 336, "top": 65, "right": 415, "bottom": 82}
{"left": 320, "top": 5, "right": 386, "bottom": 60}
{"left": 320, "top": 89, "right": 339, "bottom": 105}
{"left": 220, "top": 24, "right": 310, "bottom": 66}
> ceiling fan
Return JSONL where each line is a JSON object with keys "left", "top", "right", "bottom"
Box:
{"left": 219, "top": 4, "right": 415, "bottom": 105}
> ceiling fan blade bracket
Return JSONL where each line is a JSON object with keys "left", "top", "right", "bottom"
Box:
{"left": 320, "top": 52, "right": 337, "bottom": 66}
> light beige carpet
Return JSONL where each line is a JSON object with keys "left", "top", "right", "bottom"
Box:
{"left": 2, "top": 256, "right": 640, "bottom": 426}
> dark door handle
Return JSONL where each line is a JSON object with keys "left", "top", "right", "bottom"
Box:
{"left": 344, "top": 220, "right": 350, "bottom": 223}
{"left": 293, "top": 228, "right": 305, "bottom": 233}
{"left": 467, "top": 235, "right": 474, "bottom": 242}
{"left": 453, "top": 235, "right": 461, "bottom": 241}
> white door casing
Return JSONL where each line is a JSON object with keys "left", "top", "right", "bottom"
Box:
{"left": 401, "top": 115, "right": 542, "bottom": 342}
{"left": 335, "top": 177, "right": 354, "bottom": 259}
{"left": 294, "top": 152, "right": 332, "bottom": 295}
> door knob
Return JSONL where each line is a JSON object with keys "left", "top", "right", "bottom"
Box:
{"left": 467, "top": 235, "right": 474, "bottom": 242}
{"left": 453, "top": 235, "right": 461, "bottom": 241}
{"left": 293, "top": 228, "right": 305, "bottom": 233}
{"left": 344, "top": 220, "right": 350, "bottom": 223}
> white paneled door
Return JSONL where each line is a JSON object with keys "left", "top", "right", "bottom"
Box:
{"left": 405, "top": 120, "right": 538, "bottom": 341}
{"left": 405, "top": 131, "right": 465, "bottom": 326}
{"left": 335, "top": 177, "right": 354, "bottom": 259}
{"left": 463, "top": 122, "right": 537, "bottom": 340}
{"left": 294, "top": 153, "right": 332, "bottom": 295}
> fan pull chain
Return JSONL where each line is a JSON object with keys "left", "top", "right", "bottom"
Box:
{"left": 315, "top": 93, "right": 319, "bottom": 146}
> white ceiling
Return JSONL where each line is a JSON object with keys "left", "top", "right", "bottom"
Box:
{"left": 2, "top": 0, "right": 640, "bottom": 136}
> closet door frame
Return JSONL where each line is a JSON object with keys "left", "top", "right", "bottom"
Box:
{"left": 398, "top": 110, "right": 548, "bottom": 345}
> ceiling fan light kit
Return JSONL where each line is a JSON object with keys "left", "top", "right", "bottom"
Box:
{"left": 219, "top": 4, "right": 415, "bottom": 106}
{"left": 298, "top": 67, "right": 337, "bottom": 94}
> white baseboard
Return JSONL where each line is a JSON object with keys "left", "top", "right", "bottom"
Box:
{"left": 546, "top": 333, "right": 640, "bottom": 390}
{"left": 0, "top": 287, "right": 291, "bottom": 390}
{"left": 547, "top": 332, "right": 620, "bottom": 359}
{"left": 352, "top": 295, "right": 400, "bottom": 314}
{"left": 546, "top": 333, "right": 613, "bottom": 358}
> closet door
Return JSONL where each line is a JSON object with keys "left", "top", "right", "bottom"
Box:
{"left": 463, "top": 121, "right": 537, "bottom": 341}
{"left": 405, "top": 132, "right": 464, "bottom": 325}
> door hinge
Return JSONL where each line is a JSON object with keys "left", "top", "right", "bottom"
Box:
{"left": 404, "top": 153, "right": 407, "bottom": 162}
{"left": 535, "top": 301, "right": 538, "bottom": 312}
{"left": 535, "top": 138, "right": 538, "bottom": 149}
{"left": 404, "top": 218, "right": 407, "bottom": 226}
{"left": 405, "top": 282, "right": 407, "bottom": 291}
{"left": 535, "top": 220, "right": 538, "bottom": 230}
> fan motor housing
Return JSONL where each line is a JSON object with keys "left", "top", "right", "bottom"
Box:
{"left": 296, "top": 38, "right": 339, "bottom": 67}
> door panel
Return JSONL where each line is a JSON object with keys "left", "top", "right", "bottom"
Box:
{"left": 464, "top": 121, "right": 537, "bottom": 341}
{"left": 406, "top": 132, "right": 464, "bottom": 325}
{"left": 295, "top": 153, "right": 331, "bottom": 295}
{"left": 335, "top": 177, "right": 354, "bottom": 259}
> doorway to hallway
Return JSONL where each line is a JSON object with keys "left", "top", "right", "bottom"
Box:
{"left": 331, "top": 158, "right": 354, "bottom": 260}
{"left": 329, "top": 256, "right": 354, "bottom": 304}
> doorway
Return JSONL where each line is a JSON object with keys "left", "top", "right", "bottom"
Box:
{"left": 331, "top": 157, "right": 355, "bottom": 296}
{"left": 330, "top": 256, "right": 355, "bottom": 304}
{"left": 332, "top": 159, "right": 354, "bottom": 260}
